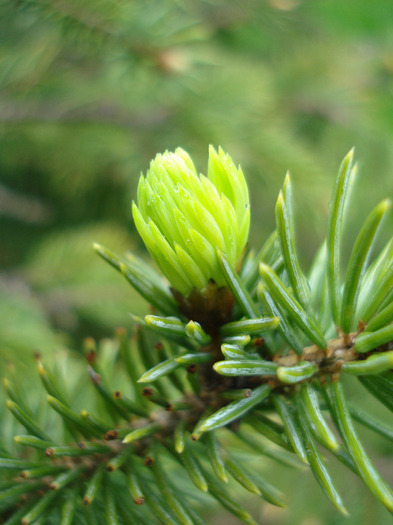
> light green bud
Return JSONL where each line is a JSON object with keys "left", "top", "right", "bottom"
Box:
{"left": 132, "top": 146, "right": 250, "bottom": 295}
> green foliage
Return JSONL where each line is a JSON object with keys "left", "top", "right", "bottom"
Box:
{"left": 2, "top": 150, "right": 393, "bottom": 524}
{"left": 2, "top": 1, "right": 393, "bottom": 522}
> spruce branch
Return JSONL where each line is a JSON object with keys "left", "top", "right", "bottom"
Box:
{"left": 2, "top": 147, "right": 393, "bottom": 523}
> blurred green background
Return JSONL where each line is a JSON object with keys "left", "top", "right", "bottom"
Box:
{"left": 1, "top": 0, "right": 393, "bottom": 523}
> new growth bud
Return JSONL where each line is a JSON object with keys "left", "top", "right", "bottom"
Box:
{"left": 132, "top": 146, "right": 250, "bottom": 295}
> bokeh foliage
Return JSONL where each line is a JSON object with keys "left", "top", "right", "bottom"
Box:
{"left": 1, "top": 1, "right": 393, "bottom": 523}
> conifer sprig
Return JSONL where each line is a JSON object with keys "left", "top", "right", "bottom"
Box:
{"left": 2, "top": 147, "right": 393, "bottom": 523}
